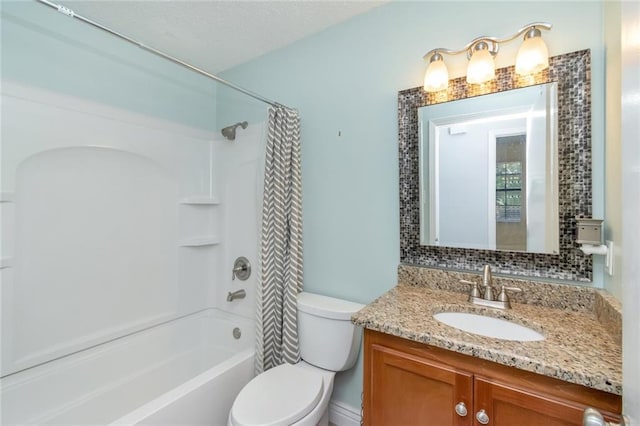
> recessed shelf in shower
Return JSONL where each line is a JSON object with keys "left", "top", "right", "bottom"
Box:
{"left": 179, "top": 196, "right": 220, "bottom": 205}
{"left": 179, "top": 236, "right": 221, "bottom": 247}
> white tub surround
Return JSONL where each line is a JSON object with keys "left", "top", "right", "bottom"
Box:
{"left": 1, "top": 83, "right": 264, "bottom": 425}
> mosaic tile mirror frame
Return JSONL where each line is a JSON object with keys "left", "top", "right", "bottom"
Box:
{"left": 398, "top": 49, "right": 592, "bottom": 281}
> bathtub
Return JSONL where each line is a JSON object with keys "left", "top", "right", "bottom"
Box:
{"left": 0, "top": 309, "right": 255, "bottom": 425}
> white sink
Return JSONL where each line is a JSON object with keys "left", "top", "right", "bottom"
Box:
{"left": 433, "top": 312, "right": 544, "bottom": 341}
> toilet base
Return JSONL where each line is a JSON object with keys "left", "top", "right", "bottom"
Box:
{"left": 317, "top": 409, "right": 329, "bottom": 426}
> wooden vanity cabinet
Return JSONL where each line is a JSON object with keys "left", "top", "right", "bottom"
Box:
{"left": 363, "top": 329, "right": 621, "bottom": 426}
{"left": 369, "top": 343, "right": 474, "bottom": 425}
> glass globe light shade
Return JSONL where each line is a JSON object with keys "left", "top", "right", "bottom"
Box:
{"left": 466, "top": 47, "right": 495, "bottom": 84}
{"left": 515, "top": 33, "right": 549, "bottom": 75}
{"left": 423, "top": 56, "right": 449, "bottom": 92}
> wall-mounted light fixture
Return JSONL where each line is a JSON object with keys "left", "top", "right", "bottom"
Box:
{"left": 422, "top": 22, "right": 552, "bottom": 92}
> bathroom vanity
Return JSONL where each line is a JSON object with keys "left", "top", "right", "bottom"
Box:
{"left": 353, "top": 267, "right": 622, "bottom": 426}
{"left": 363, "top": 330, "right": 620, "bottom": 425}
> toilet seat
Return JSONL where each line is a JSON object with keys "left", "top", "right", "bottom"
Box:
{"left": 230, "top": 363, "right": 324, "bottom": 426}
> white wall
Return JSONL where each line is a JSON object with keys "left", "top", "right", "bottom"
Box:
{"left": 436, "top": 123, "right": 491, "bottom": 248}
{"left": 619, "top": 0, "right": 640, "bottom": 421}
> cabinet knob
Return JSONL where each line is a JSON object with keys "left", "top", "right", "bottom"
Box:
{"left": 583, "top": 407, "right": 625, "bottom": 426}
{"left": 454, "top": 402, "right": 468, "bottom": 417}
{"left": 476, "top": 409, "right": 490, "bottom": 424}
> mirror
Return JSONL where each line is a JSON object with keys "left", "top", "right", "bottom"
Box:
{"left": 398, "top": 49, "right": 593, "bottom": 282}
{"left": 418, "top": 83, "right": 558, "bottom": 254}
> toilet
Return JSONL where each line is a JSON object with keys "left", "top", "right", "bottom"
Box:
{"left": 228, "top": 292, "right": 364, "bottom": 426}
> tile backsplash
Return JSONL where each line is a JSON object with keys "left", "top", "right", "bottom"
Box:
{"left": 398, "top": 50, "right": 593, "bottom": 281}
{"left": 398, "top": 264, "right": 594, "bottom": 311}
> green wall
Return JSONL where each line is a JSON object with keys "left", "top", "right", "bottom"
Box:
{"left": 1, "top": 1, "right": 217, "bottom": 130}
{"left": 219, "top": 1, "right": 606, "bottom": 409}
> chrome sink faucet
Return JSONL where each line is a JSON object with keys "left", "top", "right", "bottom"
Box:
{"left": 482, "top": 264, "right": 494, "bottom": 300}
{"left": 461, "top": 265, "right": 521, "bottom": 309}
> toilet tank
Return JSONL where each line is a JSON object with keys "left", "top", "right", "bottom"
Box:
{"left": 297, "top": 292, "right": 364, "bottom": 372}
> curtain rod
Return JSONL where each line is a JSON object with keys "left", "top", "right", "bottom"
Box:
{"left": 34, "top": 0, "right": 291, "bottom": 110}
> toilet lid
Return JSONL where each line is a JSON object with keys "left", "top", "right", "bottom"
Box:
{"left": 231, "top": 363, "right": 324, "bottom": 426}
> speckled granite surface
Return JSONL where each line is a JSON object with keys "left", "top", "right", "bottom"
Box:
{"left": 397, "top": 265, "right": 622, "bottom": 343}
{"left": 595, "top": 290, "right": 622, "bottom": 345}
{"left": 352, "top": 281, "right": 622, "bottom": 395}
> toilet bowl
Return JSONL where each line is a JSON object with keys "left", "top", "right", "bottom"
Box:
{"left": 228, "top": 292, "right": 364, "bottom": 426}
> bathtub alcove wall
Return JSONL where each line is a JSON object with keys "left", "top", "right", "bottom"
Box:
{"left": 0, "top": 82, "right": 264, "bottom": 424}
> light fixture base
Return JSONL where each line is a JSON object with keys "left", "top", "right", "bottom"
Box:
{"left": 523, "top": 27, "right": 542, "bottom": 40}
{"left": 466, "top": 40, "right": 499, "bottom": 60}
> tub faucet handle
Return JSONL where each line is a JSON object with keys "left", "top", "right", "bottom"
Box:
{"left": 232, "top": 257, "right": 251, "bottom": 281}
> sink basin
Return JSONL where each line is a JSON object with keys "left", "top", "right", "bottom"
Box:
{"left": 433, "top": 312, "right": 544, "bottom": 341}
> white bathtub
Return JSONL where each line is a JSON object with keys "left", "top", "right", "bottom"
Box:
{"left": 0, "top": 309, "right": 255, "bottom": 425}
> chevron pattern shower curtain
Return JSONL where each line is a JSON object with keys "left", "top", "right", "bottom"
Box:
{"left": 255, "top": 106, "right": 303, "bottom": 373}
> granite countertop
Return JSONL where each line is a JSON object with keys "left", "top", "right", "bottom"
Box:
{"left": 352, "top": 282, "right": 622, "bottom": 395}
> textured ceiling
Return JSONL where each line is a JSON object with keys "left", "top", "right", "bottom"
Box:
{"left": 60, "top": 1, "right": 387, "bottom": 73}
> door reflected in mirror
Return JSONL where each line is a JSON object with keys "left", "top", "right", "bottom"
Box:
{"left": 418, "top": 82, "right": 559, "bottom": 254}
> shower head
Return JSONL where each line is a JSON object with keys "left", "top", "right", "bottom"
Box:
{"left": 221, "top": 121, "right": 248, "bottom": 141}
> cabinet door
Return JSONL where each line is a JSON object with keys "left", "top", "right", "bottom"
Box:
{"left": 367, "top": 344, "right": 473, "bottom": 426}
{"left": 474, "top": 377, "right": 596, "bottom": 426}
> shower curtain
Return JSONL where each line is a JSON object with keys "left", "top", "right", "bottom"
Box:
{"left": 255, "top": 106, "right": 303, "bottom": 373}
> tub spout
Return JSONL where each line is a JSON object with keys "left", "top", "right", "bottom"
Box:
{"left": 227, "top": 289, "right": 246, "bottom": 302}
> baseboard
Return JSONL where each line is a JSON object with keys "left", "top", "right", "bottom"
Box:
{"left": 328, "top": 399, "right": 361, "bottom": 426}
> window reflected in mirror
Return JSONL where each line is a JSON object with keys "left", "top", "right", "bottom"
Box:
{"left": 495, "top": 135, "right": 525, "bottom": 251}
